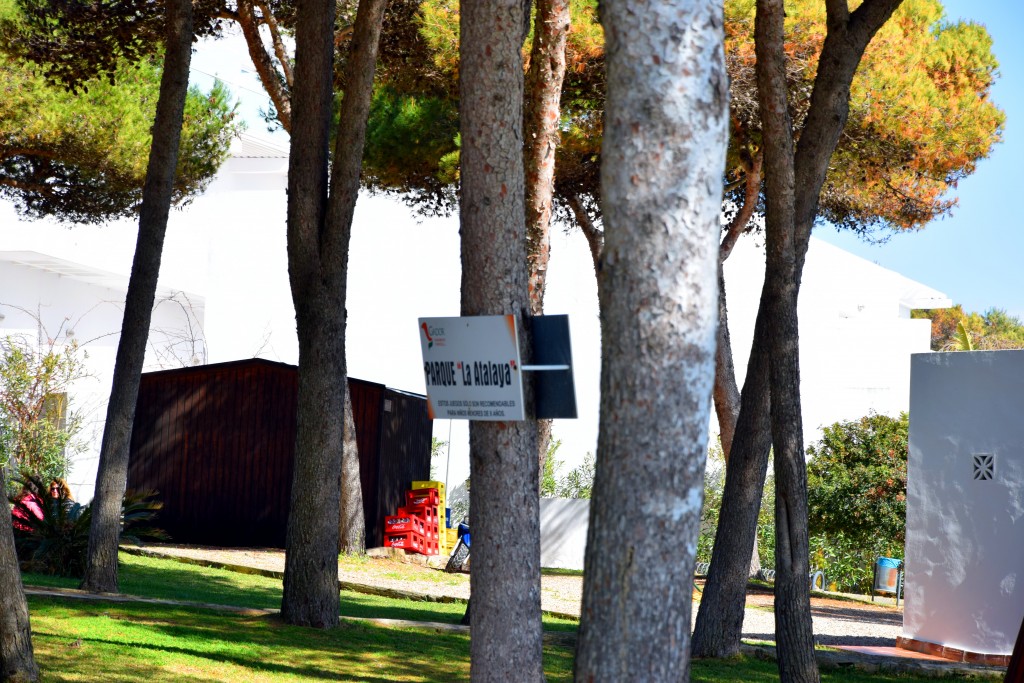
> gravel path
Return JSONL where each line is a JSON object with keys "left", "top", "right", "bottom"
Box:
{"left": 130, "top": 544, "right": 902, "bottom": 646}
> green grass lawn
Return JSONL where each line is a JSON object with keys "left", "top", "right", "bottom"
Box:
{"left": 24, "top": 552, "right": 580, "bottom": 631}
{"left": 27, "top": 597, "right": 984, "bottom": 683}
{"left": 22, "top": 554, "right": 988, "bottom": 681}
{"left": 29, "top": 597, "right": 496, "bottom": 682}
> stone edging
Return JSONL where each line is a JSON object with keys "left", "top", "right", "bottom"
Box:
{"left": 741, "top": 643, "right": 1005, "bottom": 678}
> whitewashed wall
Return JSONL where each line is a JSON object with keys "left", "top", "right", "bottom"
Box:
{"left": 540, "top": 498, "right": 590, "bottom": 570}
{"left": 0, "top": 253, "right": 204, "bottom": 501}
{"left": 721, "top": 235, "right": 944, "bottom": 445}
{"left": 905, "top": 351, "right": 1024, "bottom": 656}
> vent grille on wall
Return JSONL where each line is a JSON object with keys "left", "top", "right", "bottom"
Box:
{"left": 972, "top": 453, "right": 995, "bottom": 481}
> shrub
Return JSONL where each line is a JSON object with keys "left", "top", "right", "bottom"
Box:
{"left": 806, "top": 412, "right": 908, "bottom": 592}
{"left": 556, "top": 453, "right": 594, "bottom": 499}
{"left": 697, "top": 440, "right": 774, "bottom": 568}
{"left": 540, "top": 439, "right": 595, "bottom": 500}
{"left": 0, "top": 335, "right": 87, "bottom": 491}
{"left": 9, "top": 471, "right": 168, "bottom": 577}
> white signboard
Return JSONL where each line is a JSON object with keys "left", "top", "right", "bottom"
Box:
{"left": 418, "top": 315, "right": 525, "bottom": 421}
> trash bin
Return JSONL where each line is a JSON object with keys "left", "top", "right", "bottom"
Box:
{"left": 874, "top": 557, "right": 901, "bottom": 594}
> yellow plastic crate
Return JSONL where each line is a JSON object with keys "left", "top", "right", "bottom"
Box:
{"left": 412, "top": 481, "right": 447, "bottom": 529}
{"left": 412, "top": 480, "right": 445, "bottom": 498}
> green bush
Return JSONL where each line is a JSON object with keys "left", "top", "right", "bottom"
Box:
{"left": 0, "top": 335, "right": 86, "bottom": 491}
{"left": 806, "top": 412, "right": 907, "bottom": 592}
{"left": 540, "top": 438, "right": 595, "bottom": 500}
{"left": 697, "top": 440, "right": 774, "bottom": 568}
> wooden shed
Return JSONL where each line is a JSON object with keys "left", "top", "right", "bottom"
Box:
{"left": 126, "top": 358, "right": 431, "bottom": 548}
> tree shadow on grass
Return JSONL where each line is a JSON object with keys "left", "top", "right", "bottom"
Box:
{"left": 31, "top": 598, "right": 476, "bottom": 682}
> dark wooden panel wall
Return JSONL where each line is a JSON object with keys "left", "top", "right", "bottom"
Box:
{"left": 127, "top": 359, "right": 429, "bottom": 549}
{"left": 372, "top": 388, "right": 433, "bottom": 545}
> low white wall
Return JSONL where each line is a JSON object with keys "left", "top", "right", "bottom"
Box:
{"left": 905, "top": 351, "right": 1024, "bottom": 655}
{"left": 540, "top": 498, "right": 590, "bottom": 570}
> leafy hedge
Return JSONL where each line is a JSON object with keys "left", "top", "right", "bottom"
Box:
{"left": 806, "top": 412, "right": 908, "bottom": 592}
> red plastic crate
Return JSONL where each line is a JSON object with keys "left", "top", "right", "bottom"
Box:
{"left": 384, "top": 530, "right": 427, "bottom": 552}
{"left": 406, "top": 503, "right": 438, "bottom": 525}
{"left": 385, "top": 514, "right": 425, "bottom": 535}
{"left": 384, "top": 530, "right": 439, "bottom": 556}
{"left": 406, "top": 488, "right": 440, "bottom": 507}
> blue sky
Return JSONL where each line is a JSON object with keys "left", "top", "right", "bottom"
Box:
{"left": 818, "top": 0, "right": 1024, "bottom": 319}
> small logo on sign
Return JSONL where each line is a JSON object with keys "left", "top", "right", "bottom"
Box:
{"left": 421, "top": 322, "right": 433, "bottom": 348}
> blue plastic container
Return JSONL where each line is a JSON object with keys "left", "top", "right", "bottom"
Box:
{"left": 874, "top": 557, "right": 901, "bottom": 593}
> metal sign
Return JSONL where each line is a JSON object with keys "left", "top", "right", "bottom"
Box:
{"left": 529, "top": 314, "right": 578, "bottom": 419}
{"left": 418, "top": 315, "right": 525, "bottom": 421}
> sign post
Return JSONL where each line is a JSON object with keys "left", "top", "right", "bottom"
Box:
{"left": 418, "top": 315, "right": 526, "bottom": 421}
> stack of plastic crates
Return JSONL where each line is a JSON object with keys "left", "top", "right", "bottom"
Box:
{"left": 412, "top": 480, "right": 449, "bottom": 555}
{"left": 384, "top": 482, "right": 444, "bottom": 556}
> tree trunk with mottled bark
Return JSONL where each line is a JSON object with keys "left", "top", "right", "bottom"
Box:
{"left": 80, "top": 0, "right": 194, "bottom": 594}
{"left": 460, "top": 0, "right": 543, "bottom": 677}
{"left": 281, "top": 0, "right": 385, "bottom": 626}
{"left": 695, "top": 0, "right": 905, "bottom": 669}
{"left": 0, "top": 474, "right": 37, "bottom": 682}
{"left": 754, "top": 2, "right": 818, "bottom": 675}
{"left": 573, "top": 0, "right": 728, "bottom": 680}
{"left": 339, "top": 383, "right": 365, "bottom": 553}
{"left": 523, "top": 0, "right": 569, "bottom": 479}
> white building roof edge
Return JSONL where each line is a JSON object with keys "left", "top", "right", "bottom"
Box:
{"left": 0, "top": 250, "right": 205, "bottom": 306}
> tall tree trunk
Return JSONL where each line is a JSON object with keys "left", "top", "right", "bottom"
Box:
{"left": 754, "top": 2, "right": 817, "bottom": 678}
{"left": 80, "top": 0, "right": 194, "bottom": 594}
{"left": 280, "top": 0, "right": 339, "bottom": 627}
{"left": 695, "top": 1, "right": 904, "bottom": 668}
{"left": 523, "top": 0, "right": 569, "bottom": 318}
{"left": 755, "top": 1, "right": 904, "bottom": 679}
{"left": 234, "top": 0, "right": 369, "bottom": 556}
{"left": 713, "top": 156, "right": 763, "bottom": 577}
{"left": 0, "top": 476, "right": 37, "bottom": 682}
{"left": 460, "top": 0, "right": 542, "bottom": 677}
{"left": 524, "top": 0, "right": 569, "bottom": 478}
{"left": 691, "top": 307, "right": 773, "bottom": 659}
{"left": 281, "top": 0, "right": 385, "bottom": 626}
{"left": 713, "top": 154, "right": 761, "bottom": 463}
{"left": 573, "top": 0, "right": 728, "bottom": 680}
{"left": 339, "top": 383, "right": 364, "bottom": 553}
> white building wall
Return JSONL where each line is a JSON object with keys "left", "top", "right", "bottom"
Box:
{"left": 905, "top": 351, "right": 1024, "bottom": 656}
{"left": 0, "top": 253, "right": 203, "bottom": 501}
{"left": 721, "top": 235, "right": 941, "bottom": 444}
{"left": 539, "top": 498, "right": 591, "bottom": 570}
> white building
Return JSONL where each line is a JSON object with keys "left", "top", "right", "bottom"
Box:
{"left": 0, "top": 251, "right": 204, "bottom": 500}
{"left": 722, "top": 234, "right": 949, "bottom": 443}
{"left": 901, "top": 351, "right": 1024, "bottom": 663}
{"left": 0, "top": 126, "right": 949, "bottom": 504}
